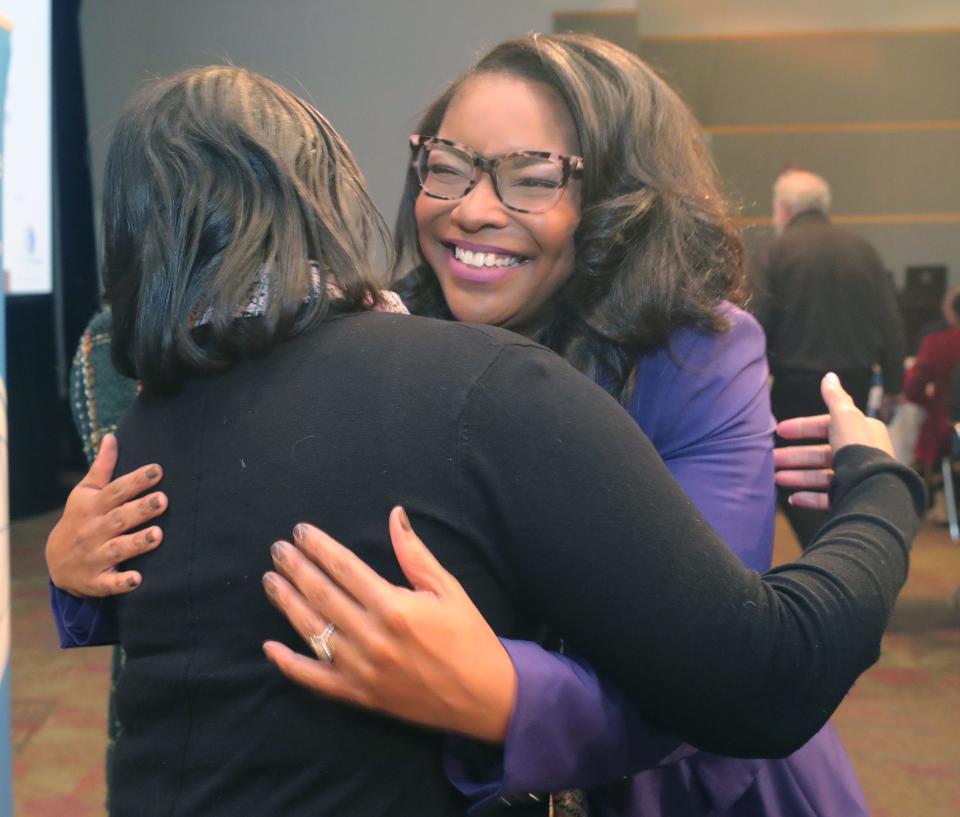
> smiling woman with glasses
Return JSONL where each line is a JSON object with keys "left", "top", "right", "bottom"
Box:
{"left": 47, "top": 33, "right": 877, "bottom": 817}
{"left": 353, "top": 33, "right": 875, "bottom": 817}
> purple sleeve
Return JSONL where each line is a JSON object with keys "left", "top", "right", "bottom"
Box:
{"left": 49, "top": 581, "right": 119, "bottom": 647}
{"left": 445, "top": 306, "right": 777, "bottom": 803}
{"left": 443, "top": 641, "right": 695, "bottom": 813}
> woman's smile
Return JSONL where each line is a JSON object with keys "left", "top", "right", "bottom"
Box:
{"left": 443, "top": 239, "right": 531, "bottom": 283}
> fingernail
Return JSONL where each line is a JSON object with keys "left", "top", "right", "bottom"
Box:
{"left": 145, "top": 529, "right": 156, "bottom": 544}
{"left": 293, "top": 524, "right": 307, "bottom": 544}
{"left": 824, "top": 372, "right": 840, "bottom": 388}
{"left": 271, "top": 541, "right": 287, "bottom": 562}
{"left": 262, "top": 572, "right": 279, "bottom": 598}
{"left": 149, "top": 496, "right": 161, "bottom": 510}
{"left": 127, "top": 576, "right": 140, "bottom": 589}
{"left": 145, "top": 466, "right": 160, "bottom": 480}
{"left": 398, "top": 506, "right": 412, "bottom": 532}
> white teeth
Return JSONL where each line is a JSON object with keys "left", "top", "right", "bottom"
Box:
{"left": 453, "top": 245, "right": 523, "bottom": 268}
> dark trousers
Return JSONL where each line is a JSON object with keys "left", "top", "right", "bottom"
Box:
{"left": 771, "top": 369, "right": 873, "bottom": 548}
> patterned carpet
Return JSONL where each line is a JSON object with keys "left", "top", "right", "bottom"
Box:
{"left": 9, "top": 509, "right": 960, "bottom": 816}
{"left": 10, "top": 509, "right": 111, "bottom": 817}
{"left": 773, "top": 516, "right": 960, "bottom": 817}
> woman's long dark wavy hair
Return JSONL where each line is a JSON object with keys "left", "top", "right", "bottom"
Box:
{"left": 394, "top": 33, "right": 745, "bottom": 401}
{"left": 103, "top": 66, "right": 387, "bottom": 394}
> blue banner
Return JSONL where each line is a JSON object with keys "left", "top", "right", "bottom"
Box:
{"left": 0, "top": 14, "right": 12, "bottom": 817}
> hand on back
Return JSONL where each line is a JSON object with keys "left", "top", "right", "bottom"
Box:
{"left": 262, "top": 507, "right": 517, "bottom": 742}
{"left": 775, "top": 373, "right": 895, "bottom": 510}
{"left": 46, "top": 433, "right": 167, "bottom": 597}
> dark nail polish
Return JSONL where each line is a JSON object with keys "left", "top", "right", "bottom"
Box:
{"left": 149, "top": 496, "right": 161, "bottom": 511}
{"left": 271, "top": 541, "right": 287, "bottom": 562}
{"left": 127, "top": 576, "right": 139, "bottom": 589}
{"left": 145, "top": 530, "right": 156, "bottom": 544}
{"left": 293, "top": 523, "right": 307, "bottom": 544}
{"left": 398, "top": 507, "right": 412, "bottom": 532}
{"left": 145, "top": 466, "right": 160, "bottom": 480}
{"left": 263, "top": 573, "right": 279, "bottom": 598}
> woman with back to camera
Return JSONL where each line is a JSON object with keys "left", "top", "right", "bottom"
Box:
{"left": 48, "top": 38, "right": 906, "bottom": 816}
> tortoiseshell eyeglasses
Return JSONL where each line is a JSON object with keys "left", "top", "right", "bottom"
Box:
{"left": 410, "top": 134, "right": 583, "bottom": 214}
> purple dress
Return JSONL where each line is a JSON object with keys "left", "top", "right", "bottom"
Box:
{"left": 50, "top": 306, "right": 869, "bottom": 816}
{"left": 446, "top": 306, "right": 870, "bottom": 816}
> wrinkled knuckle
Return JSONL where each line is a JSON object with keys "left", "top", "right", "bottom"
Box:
{"left": 109, "top": 510, "right": 126, "bottom": 531}
{"left": 363, "top": 633, "right": 392, "bottom": 666}
{"left": 354, "top": 660, "right": 381, "bottom": 689}
{"left": 323, "top": 553, "right": 345, "bottom": 584}
{"left": 378, "top": 600, "right": 407, "bottom": 632}
{"left": 347, "top": 676, "right": 373, "bottom": 703}
{"left": 306, "top": 610, "right": 328, "bottom": 633}
{"left": 295, "top": 614, "right": 315, "bottom": 637}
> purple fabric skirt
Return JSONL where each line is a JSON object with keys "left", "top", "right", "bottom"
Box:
{"left": 590, "top": 721, "right": 868, "bottom": 817}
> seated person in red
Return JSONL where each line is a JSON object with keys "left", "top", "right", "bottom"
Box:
{"left": 905, "top": 291, "right": 960, "bottom": 467}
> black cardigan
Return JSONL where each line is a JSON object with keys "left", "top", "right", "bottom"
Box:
{"left": 111, "top": 310, "right": 922, "bottom": 817}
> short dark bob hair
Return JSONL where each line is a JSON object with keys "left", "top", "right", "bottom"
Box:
{"left": 394, "top": 33, "right": 745, "bottom": 400}
{"left": 103, "top": 66, "right": 387, "bottom": 394}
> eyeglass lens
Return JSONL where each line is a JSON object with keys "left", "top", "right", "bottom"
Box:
{"left": 417, "top": 142, "right": 566, "bottom": 212}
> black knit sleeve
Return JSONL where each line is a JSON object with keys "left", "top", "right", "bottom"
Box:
{"left": 457, "top": 343, "right": 922, "bottom": 758}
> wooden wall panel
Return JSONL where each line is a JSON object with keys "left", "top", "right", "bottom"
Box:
{"left": 710, "top": 128, "right": 960, "bottom": 217}
{"left": 555, "top": 11, "right": 960, "bottom": 284}
{"left": 637, "top": 31, "right": 960, "bottom": 126}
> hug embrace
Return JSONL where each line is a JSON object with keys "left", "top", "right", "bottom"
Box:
{"left": 46, "top": 34, "right": 921, "bottom": 817}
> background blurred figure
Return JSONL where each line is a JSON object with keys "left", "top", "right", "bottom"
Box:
{"left": 905, "top": 291, "right": 960, "bottom": 471}
{"left": 915, "top": 283, "right": 960, "bottom": 352}
{"left": 752, "top": 169, "right": 907, "bottom": 547}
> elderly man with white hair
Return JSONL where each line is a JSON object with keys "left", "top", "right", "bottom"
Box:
{"left": 753, "top": 169, "right": 906, "bottom": 547}
{"left": 772, "top": 170, "right": 832, "bottom": 234}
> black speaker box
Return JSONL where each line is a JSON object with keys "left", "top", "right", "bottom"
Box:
{"left": 902, "top": 265, "right": 947, "bottom": 304}
{"left": 899, "top": 265, "right": 950, "bottom": 353}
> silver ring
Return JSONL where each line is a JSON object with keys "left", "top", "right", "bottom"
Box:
{"left": 308, "top": 623, "right": 336, "bottom": 663}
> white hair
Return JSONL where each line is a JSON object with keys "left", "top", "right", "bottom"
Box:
{"left": 773, "top": 170, "right": 831, "bottom": 216}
